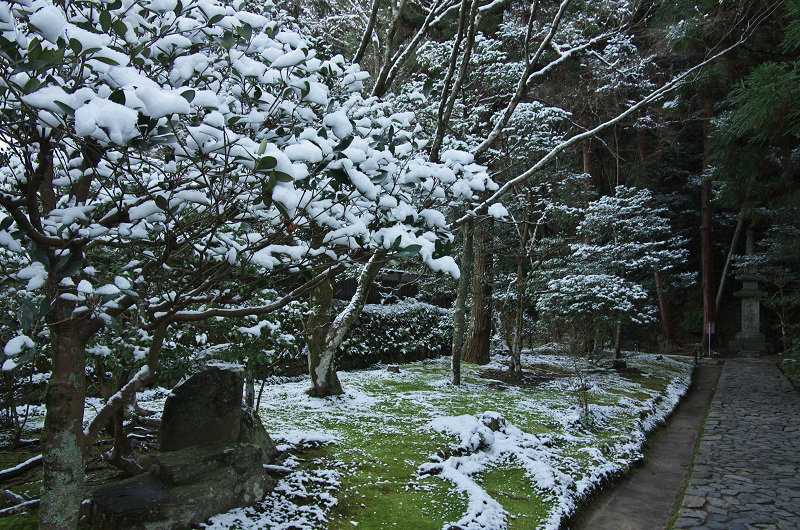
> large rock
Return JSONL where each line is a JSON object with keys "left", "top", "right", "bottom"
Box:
{"left": 238, "top": 406, "right": 278, "bottom": 464}
{"left": 159, "top": 367, "right": 244, "bottom": 452}
{"left": 89, "top": 441, "right": 276, "bottom": 529}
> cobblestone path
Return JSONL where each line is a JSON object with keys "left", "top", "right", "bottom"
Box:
{"left": 674, "top": 359, "right": 800, "bottom": 530}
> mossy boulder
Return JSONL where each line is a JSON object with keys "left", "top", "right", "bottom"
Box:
{"left": 89, "top": 441, "right": 275, "bottom": 529}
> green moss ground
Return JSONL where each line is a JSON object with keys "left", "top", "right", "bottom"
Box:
{"left": 246, "top": 353, "right": 692, "bottom": 529}
{"left": 1, "top": 352, "right": 692, "bottom": 529}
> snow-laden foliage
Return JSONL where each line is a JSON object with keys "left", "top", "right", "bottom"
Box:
{"left": 0, "top": 0, "right": 496, "bottom": 369}
{"left": 532, "top": 186, "right": 687, "bottom": 350}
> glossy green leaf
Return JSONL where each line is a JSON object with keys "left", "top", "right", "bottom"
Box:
{"left": 56, "top": 261, "right": 83, "bottom": 278}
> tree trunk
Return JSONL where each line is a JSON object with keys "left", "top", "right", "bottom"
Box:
{"left": 308, "top": 255, "right": 385, "bottom": 397}
{"left": 305, "top": 274, "right": 339, "bottom": 397}
{"left": 39, "top": 315, "right": 88, "bottom": 530}
{"left": 464, "top": 218, "right": 493, "bottom": 365}
{"left": 715, "top": 210, "right": 745, "bottom": 318}
{"left": 700, "top": 99, "right": 716, "bottom": 352}
{"left": 654, "top": 268, "right": 676, "bottom": 350}
{"left": 430, "top": 0, "right": 479, "bottom": 162}
{"left": 451, "top": 219, "right": 474, "bottom": 385}
{"left": 352, "top": 0, "right": 381, "bottom": 65}
{"left": 509, "top": 255, "right": 526, "bottom": 379}
{"left": 244, "top": 359, "right": 255, "bottom": 409}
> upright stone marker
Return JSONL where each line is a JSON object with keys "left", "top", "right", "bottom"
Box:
{"left": 89, "top": 366, "right": 280, "bottom": 529}
{"left": 159, "top": 366, "right": 244, "bottom": 452}
{"left": 729, "top": 230, "right": 771, "bottom": 356}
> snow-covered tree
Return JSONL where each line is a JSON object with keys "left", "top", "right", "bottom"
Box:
{"left": 0, "top": 0, "right": 495, "bottom": 525}
{"left": 534, "top": 186, "right": 687, "bottom": 357}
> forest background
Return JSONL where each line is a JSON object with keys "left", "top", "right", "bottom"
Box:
{"left": 0, "top": 0, "right": 798, "bottom": 527}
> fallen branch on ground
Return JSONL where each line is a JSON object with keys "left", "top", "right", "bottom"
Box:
{"left": 0, "top": 455, "right": 42, "bottom": 482}
{"left": 0, "top": 498, "right": 39, "bottom": 517}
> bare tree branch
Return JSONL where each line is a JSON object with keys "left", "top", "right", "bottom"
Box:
{"left": 457, "top": 38, "right": 747, "bottom": 225}
{"left": 353, "top": 0, "right": 382, "bottom": 64}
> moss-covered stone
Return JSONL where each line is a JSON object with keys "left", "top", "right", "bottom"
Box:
{"left": 89, "top": 441, "right": 275, "bottom": 530}
{"left": 159, "top": 367, "right": 244, "bottom": 452}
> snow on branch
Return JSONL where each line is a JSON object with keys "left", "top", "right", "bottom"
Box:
{"left": 458, "top": 38, "right": 747, "bottom": 225}
{"left": 83, "top": 365, "right": 152, "bottom": 444}
{"left": 0, "top": 455, "right": 42, "bottom": 482}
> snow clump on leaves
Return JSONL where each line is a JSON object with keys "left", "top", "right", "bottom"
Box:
{"left": 0, "top": 0, "right": 495, "bottom": 347}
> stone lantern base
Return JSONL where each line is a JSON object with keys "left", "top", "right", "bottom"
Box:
{"left": 729, "top": 331, "right": 772, "bottom": 357}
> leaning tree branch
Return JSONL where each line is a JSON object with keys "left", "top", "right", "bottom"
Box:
{"left": 83, "top": 365, "right": 152, "bottom": 448}
{"left": 430, "top": 0, "right": 481, "bottom": 161}
{"left": 457, "top": 38, "right": 746, "bottom": 225}
{"left": 0, "top": 498, "right": 39, "bottom": 517}
{"left": 353, "top": 0, "right": 382, "bottom": 64}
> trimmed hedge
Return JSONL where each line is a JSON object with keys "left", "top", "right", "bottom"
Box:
{"left": 337, "top": 301, "right": 454, "bottom": 370}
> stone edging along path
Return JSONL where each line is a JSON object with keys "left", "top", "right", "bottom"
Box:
{"left": 673, "top": 358, "right": 800, "bottom": 530}
{"left": 569, "top": 360, "right": 721, "bottom": 530}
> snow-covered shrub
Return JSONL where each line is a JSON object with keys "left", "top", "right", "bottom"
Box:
{"left": 151, "top": 299, "right": 452, "bottom": 380}
{"left": 0, "top": 0, "right": 494, "bottom": 521}
{"left": 338, "top": 300, "right": 453, "bottom": 369}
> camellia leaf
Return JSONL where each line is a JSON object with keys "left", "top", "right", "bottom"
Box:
{"left": 54, "top": 100, "right": 74, "bottom": 116}
{"left": 273, "top": 171, "right": 293, "bottom": 182}
{"left": 423, "top": 77, "right": 434, "bottom": 98}
{"left": 53, "top": 254, "right": 71, "bottom": 274}
{"left": 334, "top": 135, "right": 353, "bottom": 152}
{"left": 155, "top": 195, "right": 169, "bottom": 210}
{"left": 99, "top": 10, "right": 112, "bottom": 33}
{"left": 108, "top": 89, "right": 125, "bottom": 105}
{"left": 56, "top": 261, "right": 83, "bottom": 278}
{"left": 18, "top": 298, "right": 36, "bottom": 332}
{"left": 236, "top": 23, "right": 252, "bottom": 42}
{"left": 38, "top": 297, "right": 51, "bottom": 318}
{"left": 16, "top": 346, "right": 38, "bottom": 367}
{"left": 68, "top": 38, "right": 82, "bottom": 55}
{"left": 93, "top": 56, "right": 120, "bottom": 66}
{"left": 220, "top": 30, "right": 235, "bottom": 50}
{"left": 257, "top": 138, "right": 268, "bottom": 156}
{"left": 112, "top": 20, "right": 128, "bottom": 39}
{"left": 256, "top": 156, "right": 277, "bottom": 171}
{"left": 396, "top": 244, "right": 423, "bottom": 257}
{"left": 27, "top": 245, "right": 50, "bottom": 271}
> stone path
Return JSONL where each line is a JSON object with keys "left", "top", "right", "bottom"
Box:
{"left": 674, "top": 358, "right": 800, "bottom": 530}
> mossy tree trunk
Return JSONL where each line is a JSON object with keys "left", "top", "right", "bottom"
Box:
{"left": 451, "top": 219, "right": 474, "bottom": 385}
{"left": 306, "top": 274, "right": 341, "bottom": 397}
{"left": 40, "top": 301, "right": 90, "bottom": 530}
{"left": 307, "top": 254, "right": 386, "bottom": 397}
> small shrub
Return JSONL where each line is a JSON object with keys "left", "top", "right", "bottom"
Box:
{"left": 338, "top": 300, "right": 454, "bottom": 370}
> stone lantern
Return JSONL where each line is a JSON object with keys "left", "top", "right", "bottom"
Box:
{"left": 729, "top": 230, "right": 772, "bottom": 356}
